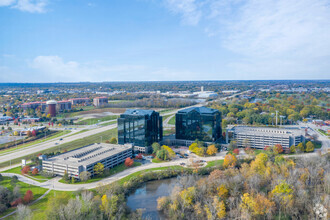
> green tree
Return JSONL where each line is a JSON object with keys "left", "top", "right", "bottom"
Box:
{"left": 62, "top": 170, "right": 69, "bottom": 182}
{"left": 109, "top": 137, "right": 117, "bottom": 144}
{"left": 152, "top": 142, "right": 161, "bottom": 154}
{"left": 94, "top": 163, "right": 104, "bottom": 176}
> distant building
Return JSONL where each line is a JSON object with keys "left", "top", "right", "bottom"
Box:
{"left": 46, "top": 100, "right": 57, "bottom": 117}
{"left": 118, "top": 109, "right": 163, "bottom": 153}
{"left": 57, "top": 101, "right": 72, "bottom": 112}
{"left": 227, "top": 126, "right": 305, "bottom": 149}
{"left": 93, "top": 97, "right": 108, "bottom": 107}
{"left": 20, "top": 101, "right": 47, "bottom": 112}
{"left": 193, "top": 86, "right": 218, "bottom": 99}
{"left": 175, "top": 106, "right": 222, "bottom": 142}
{"left": 68, "top": 98, "right": 91, "bottom": 106}
{"left": 42, "top": 143, "right": 132, "bottom": 179}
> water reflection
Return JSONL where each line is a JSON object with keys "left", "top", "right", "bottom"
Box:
{"left": 126, "top": 178, "right": 178, "bottom": 220}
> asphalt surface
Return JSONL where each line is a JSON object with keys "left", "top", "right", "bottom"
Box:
{"left": 0, "top": 124, "right": 117, "bottom": 164}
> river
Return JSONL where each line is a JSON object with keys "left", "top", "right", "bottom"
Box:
{"left": 126, "top": 178, "right": 178, "bottom": 220}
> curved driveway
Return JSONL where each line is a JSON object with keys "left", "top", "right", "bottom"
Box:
{"left": 1, "top": 154, "right": 226, "bottom": 191}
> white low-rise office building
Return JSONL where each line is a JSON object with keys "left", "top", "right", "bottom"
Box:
{"left": 42, "top": 143, "right": 132, "bottom": 179}
{"left": 226, "top": 126, "right": 305, "bottom": 149}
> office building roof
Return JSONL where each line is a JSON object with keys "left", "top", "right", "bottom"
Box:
{"left": 123, "top": 109, "right": 156, "bottom": 116}
{"left": 44, "top": 143, "right": 132, "bottom": 167}
{"left": 177, "top": 106, "right": 219, "bottom": 115}
{"left": 232, "top": 126, "right": 304, "bottom": 137}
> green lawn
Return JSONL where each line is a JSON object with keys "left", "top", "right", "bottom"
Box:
{"left": 168, "top": 116, "right": 176, "bottom": 125}
{"left": 0, "top": 128, "right": 117, "bottom": 169}
{"left": 152, "top": 158, "right": 167, "bottom": 163}
{"left": 27, "top": 190, "right": 75, "bottom": 220}
{"left": 59, "top": 161, "right": 142, "bottom": 184}
{"left": 75, "top": 115, "right": 119, "bottom": 125}
{"left": 205, "top": 159, "right": 224, "bottom": 168}
{"left": 317, "top": 129, "right": 329, "bottom": 136}
{"left": 100, "top": 120, "right": 117, "bottom": 126}
{"left": 2, "top": 165, "right": 53, "bottom": 183}
{"left": 65, "top": 129, "right": 89, "bottom": 137}
{"left": 0, "top": 130, "right": 71, "bottom": 156}
{"left": 159, "top": 108, "right": 174, "bottom": 114}
{"left": 0, "top": 177, "right": 48, "bottom": 218}
{"left": 163, "top": 129, "right": 175, "bottom": 136}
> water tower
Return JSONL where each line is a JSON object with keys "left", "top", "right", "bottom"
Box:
{"left": 46, "top": 100, "right": 57, "bottom": 117}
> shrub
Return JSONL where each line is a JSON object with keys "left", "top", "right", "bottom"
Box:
{"left": 31, "top": 168, "right": 38, "bottom": 176}
{"left": 21, "top": 166, "right": 30, "bottom": 175}
{"left": 125, "top": 158, "right": 134, "bottom": 167}
{"left": 23, "top": 190, "right": 33, "bottom": 204}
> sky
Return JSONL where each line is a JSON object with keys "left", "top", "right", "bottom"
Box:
{"left": 0, "top": 0, "right": 330, "bottom": 82}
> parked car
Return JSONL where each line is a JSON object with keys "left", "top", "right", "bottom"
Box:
{"left": 180, "top": 163, "right": 185, "bottom": 166}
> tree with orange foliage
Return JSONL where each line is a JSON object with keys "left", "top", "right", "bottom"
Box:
{"left": 274, "top": 144, "right": 283, "bottom": 154}
{"left": 233, "top": 148, "right": 239, "bottom": 155}
{"left": 21, "top": 166, "right": 30, "bottom": 175}
{"left": 124, "top": 157, "right": 134, "bottom": 167}
{"left": 223, "top": 153, "right": 237, "bottom": 168}
{"left": 31, "top": 168, "right": 38, "bottom": 176}
{"left": 23, "top": 190, "right": 33, "bottom": 204}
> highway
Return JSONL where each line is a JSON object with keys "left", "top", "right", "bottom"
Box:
{"left": 0, "top": 124, "right": 117, "bottom": 164}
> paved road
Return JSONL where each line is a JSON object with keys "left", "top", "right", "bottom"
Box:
{"left": 0, "top": 124, "right": 117, "bottom": 164}
{"left": 163, "top": 114, "right": 175, "bottom": 128}
{"left": 1, "top": 154, "right": 227, "bottom": 191}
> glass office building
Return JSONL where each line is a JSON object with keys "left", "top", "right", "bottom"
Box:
{"left": 118, "top": 109, "right": 163, "bottom": 152}
{"left": 176, "top": 106, "right": 222, "bottom": 142}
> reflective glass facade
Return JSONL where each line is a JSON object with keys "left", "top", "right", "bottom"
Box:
{"left": 176, "top": 107, "right": 221, "bottom": 142}
{"left": 118, "top": 109, "right": 163, "bottom": 148}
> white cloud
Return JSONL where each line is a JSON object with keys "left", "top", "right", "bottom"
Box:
{"left": 0, "top": 0, "right": 48, "bottom": 13}
{"left": 26, "top": 55, "right": 200, "bottom": 82}
{"left": 163, "top": 0, "right": 330, "bottom": 79}
{"left": 0, "top": 0, "right": 15, "bottom": 6}
{"left": 164, "top": 0, "right": 202, "bottom": 25}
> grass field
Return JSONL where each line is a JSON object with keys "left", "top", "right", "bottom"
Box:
{"left": 100, "top": 120, "right": 117, "bottom": 126}
{"left": 2, "top": 165, "right": 52, "bottom": 183}
{"left": 0, "top": 177, "right": 48, "bottom": 218}
{"left": 317, "top": 129, "right": 329, "bottom": 136}
{"left": 0, "top": 130, "right": 71, "bottom": 156}
{"left": 163, "top": 129, "right": 175, "bottom": 136}
{"left": 152, "top": 158, "right": 167, "bottom": 163}
{"left": 168, "top": 116, "right": 176, "bottom": 125}
{"left": 0, "top": 128, "right": 117, "bottom": 169}
{"left": 205, "top": 159, "right": 224, "bottom": 168}
{"left": 75, "top": 115, "right": 119, "bottom": 125}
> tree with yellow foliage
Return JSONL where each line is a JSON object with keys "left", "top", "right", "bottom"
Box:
{"left": 213, "top": 198, "right": 226, "bottom": 219}
{"left": 162, "top": 145, "right": 176, "bottom": 159}
{"left": 206, "top": 145, "right": 217, "bottom": 156}
{"left": 217, "top": 184, "right": 228, "bottom": 200}
{"left": 241, "top": 193, "right": 274, "bottom": 216}
{"left": 223, "top": 153, "right": 237, "bottom": 168}
{"left": 180, "top": 187, "right": 196, "bottom": 208}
